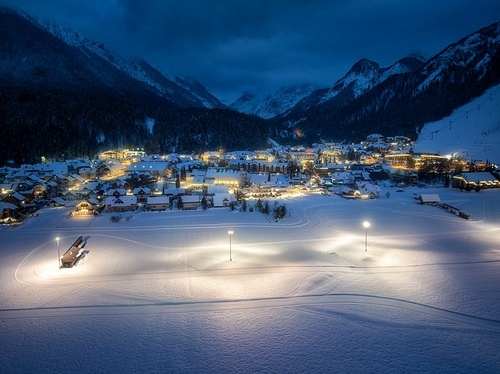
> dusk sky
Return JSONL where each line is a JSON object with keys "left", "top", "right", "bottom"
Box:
{"left": 2, "top": 0, "right": 499, "bottom": 103}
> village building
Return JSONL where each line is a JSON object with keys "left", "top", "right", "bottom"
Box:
{"left": 73, "top": 201, "right": 96, "bottom": 216}
{"left": 453, "top": 171, "right": 500, "bottom": 189}
{"left": 164, "top": 186, "right": 185, "bottom": 197}
{"left": 212, "top": 193, "right": 235, "bottom": 207}
{"left": 200, "top": 151, "right": 220, "bottom": 164}
{"left": 356, "top": 182, "right": 381, "bottom": 198}
{"left": 330, "top": 171, "right": 356, "bottom": 186}
{"left": 204, "top": 167, "right": 248, "bottom": 187}
{"left": 106, "top": 188, "right": 127, "bottom": 197}
{"left": 0, "top": 202, "right": 19, "bottom": 219}
{"left": 180, "top": 195, "right": 199, "bottom": 210}
{"left": 207, "top": 185, "right": 229, "bottom": 195}
{"left": 45, "top": 197, "right": 67, "bottom": 208}
{"left": 99, "top": 150, "right": 122, "bottom": 160}
{"left": 78, "top": 167, "right": 97, "bottom": 180}
{"left": 146, "top": 196, "right": 170, "bottom": 211}
{"left": 417, "top": 194, "right": 441, "bottom": 205}
{"left": 2, "top": 191, "right": 27, "bottom": 207}
{"left": 105, "top": 195, "right": 138, "bottom": 212}
{"left": 126, "top": 161, "right": 170, "bottom": 178}
{"left": 133, "top": 187, "right": 151, "bottom": 203}
{"left": 0, "top": 183, "right": 15, "bottom": 199}
{"left": 101, "top": 160, "right": 127, "bottom": 178}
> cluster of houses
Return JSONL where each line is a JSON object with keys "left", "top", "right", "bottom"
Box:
{"left": 1, "top": 137, "right": 499, "bottom": 224}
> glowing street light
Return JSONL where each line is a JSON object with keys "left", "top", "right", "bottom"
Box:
{"left": 363, "top": 221, "right": 370, "bottom": 252}
{"left": 228, "top": 230, "right": 234, "bottom": 261}
{"left": 56, "top": 237, "right": 61, "bottom": 269}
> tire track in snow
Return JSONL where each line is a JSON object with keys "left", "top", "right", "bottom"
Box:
{"left": 1, "top": 293, "right": 499, "bottom": 333}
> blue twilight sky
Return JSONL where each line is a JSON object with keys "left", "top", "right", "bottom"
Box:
{"left": 1, "top": 0, "right": 499, "bottom": 103}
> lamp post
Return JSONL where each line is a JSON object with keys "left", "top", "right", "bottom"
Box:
{"left": 56, "top": 237, "right": 61, "bottom": 269}
{"left": 228, "top": 230, "right": 233, "bottom": 261}
{"left": 363, "top": 221, "right": 370, "bottom": 252}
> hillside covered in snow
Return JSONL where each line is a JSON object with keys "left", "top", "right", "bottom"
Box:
{"left": 415, "top": 84, "right": 500, "bottom": 163}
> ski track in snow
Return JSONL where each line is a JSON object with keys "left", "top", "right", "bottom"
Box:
{"left": 1, "top": 293, "right": 499, "bottom": 332}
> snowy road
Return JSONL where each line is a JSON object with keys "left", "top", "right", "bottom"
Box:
{"left": 1, "top": 188, "right": 500, "bottom": 372}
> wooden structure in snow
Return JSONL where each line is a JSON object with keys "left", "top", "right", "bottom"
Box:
{"left": 61, "top": 236, "right": 84, "bottom": 268}
{"left": 417, "top": 194, "right": 441, "bottom": 205}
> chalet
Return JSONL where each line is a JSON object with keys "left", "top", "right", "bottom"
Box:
{"left": 201, "top": 151, "right": 220, "bottom": 164}
{"left": 105, "top": 195, "right": 138, "bottom": 212}
{"left": 2, "top": 191, "right": 27, "bottom": 207}
{"left": 213, "top": 193, "right": 235, "bottom": 207}
{"left": 78, "top": 167, "right": 97, "bottom": 180}
{"left": 0, "top": 183, "right": 15, "bottom": 198}
{"left": 59, "top": 175, "right": 79, "bottom": 189}
{"left": 164, "top": 186, "right": 185, "bottom": 197}
{"left": 45, "top": 198, "right": 67, "bottom": 208}
{"left": 32, "top": 185, "right": 47, "bottom": 199}
{"left": 0, "top": 202, "right": 19, "bottom": 219}
{"left": 73, "top": 201, "right": 96, "bottom": 216}
{"left": 331, "top": 171, "right": 355, "bottom": 186}
{"left": 180, "top": 195, "right": 199, "bottom": 210}
{"left": 133, "top": 187, "right": 151, "bottom": 203}
{"left": 417, "top": 194, "right": 441, "bottom": 205}
{"left": 146, "top": 196, "right": 170, "bottom": 211}
{"left": 356, "top": 182, "right": 381, "bottom": 198}
{"left": 63, "top": 190, "right": 78, "bottom": 201}
{"left": 101, "top": 160, "right": 127, "bottom": 177}
{"left": 106, "top": 188, "right": 127, "bottom": 197}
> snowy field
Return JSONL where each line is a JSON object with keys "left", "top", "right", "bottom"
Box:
{"left": 1, "top": 186, "right": 500, "bottom": 373}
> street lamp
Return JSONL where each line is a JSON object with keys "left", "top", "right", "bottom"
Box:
{"left": 56, "top": 237, "right": 61, "bottom": 269}
{"left": 228, "top": 230, "right": 233, "bottom": 261}
{"left": 363, "top": 221, "right": 370, "bottom": 252}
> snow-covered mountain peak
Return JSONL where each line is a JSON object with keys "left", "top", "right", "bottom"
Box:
{"left": 418, "top": 22, "right": 500, "bottom": 91}
{"left": 320, "top": 57, "right": 423, "bottom": 104}
{"left": 27, "top": 15, "right": 225, "bottom": 109}
{"left": 230, "top": 85, "right": 319, "bottom": 119}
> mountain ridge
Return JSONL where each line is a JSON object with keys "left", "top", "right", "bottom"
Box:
{"left": 0, "top": 6, "right": 498, "bottom": 164}
{"left": 273, "top": 21, "right": 500, "bottom": 144}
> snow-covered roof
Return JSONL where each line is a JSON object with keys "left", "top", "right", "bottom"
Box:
{"left": 105, "top": 195, "right": 137, "bottom": 206}
{"left": 147, "top": 196, "right": 170, "bottom": 204}
{"left": 0, "top": 202, "right": 18, "bottom": 211}
{"left": 418, "top": 194, "right": 441, "bottom": 203}
{"left": 458, "top": 172, "right": 498, "bottom": 183}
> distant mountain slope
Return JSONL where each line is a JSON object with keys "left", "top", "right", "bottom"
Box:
{"left": 276, "top": 22, "right": 499, "bottom": 144}
{"left": 0, "top": 8, "right": 265, "bottom": 164}
{"left": 414, "top": 84, "right": 500, "bottom": 162}
{"left": 230, "top": 85, "right": 319, "bottom": 119}
{"left": 41, "top": 15, "right": 225, "bottom": 109}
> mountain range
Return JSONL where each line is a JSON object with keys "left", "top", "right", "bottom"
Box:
{"left": 272, "top": 22, "right": 499, "bottom": 143}
{"left": 229, "top": 84, "right": 319, "bottom": 119}
{"left": 0, "top": 7, "right": 499, "bottom": 164}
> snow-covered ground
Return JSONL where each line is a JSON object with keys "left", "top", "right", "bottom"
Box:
{"left": 415, "top": 84, "right": 500, "bottom": 163}
{"left": 1, "top": 185, "right": 500, "bottom": 373}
